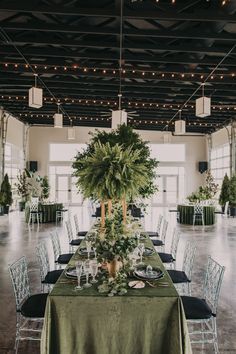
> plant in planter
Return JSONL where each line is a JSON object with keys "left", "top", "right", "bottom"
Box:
{"left": 40, "top": 176, "right": 50, "bottom": 201}
{"left": 0, "top": 174, "right": 13, "bottom": 214}
{"left": 219, "top": 174, "right": 230, "bottom": 211}
{"left": 15, "top": 170, "right": 29, "bottom": 211}
{"left": 229, "top": 174, "right": 236, "bottom": 216}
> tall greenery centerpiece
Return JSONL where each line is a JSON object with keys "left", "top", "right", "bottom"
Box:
{"left": 74, "top": 142, "right": 150, "bottom": 226}
{"left": 0, "top": 174, "right": 13, "bottom": 214}
{"left": 219, "top": 174, "right": 230, "bottom": 210}
{"left": 40, "top": 176, "right": 50, "bottom": 201}
{"left": 73, "top": 124, "right": 158, "bottom": 200}
{"left": 229, "top": 175, "right": 236, "bottom": 216}
{"left": 15, "top": 170, "right": 29, "bottom": 211}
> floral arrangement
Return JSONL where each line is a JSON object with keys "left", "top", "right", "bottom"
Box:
{"left": 187, "top": 170, "right": 218, "bottom": 202}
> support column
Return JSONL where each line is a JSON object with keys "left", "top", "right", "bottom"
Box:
{"left": 0, "top": 109, "right": 9, "bottom": 183}
{"left": 23, "top": 124, "right": 30, "bottom": 169}
{"left": 231, "top": 121, "right": 236, "bottom": 176}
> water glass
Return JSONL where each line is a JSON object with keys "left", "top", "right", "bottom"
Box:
{"left": 83, "top": 260, "right": 92, "bottom": 288}
{"left": 90, "top": 260, "right": 98, "bottom": 283}
{"left": 138, "top": 243, "right": 145, "bottom": 264}
{"left": 75, "top": 260, "right": 83, "bottom": 291}
{"left": 86, "top": 241, "right": 92, "bottom": 259}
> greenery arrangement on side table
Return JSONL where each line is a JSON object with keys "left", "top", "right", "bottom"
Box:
{"left": 187, "top": 170, "right": 218, "bottom": 203}
{"left": 0, "top": 174, "right": 13, "bottom": 214}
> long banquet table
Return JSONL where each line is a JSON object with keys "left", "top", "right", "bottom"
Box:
{"left": 41, "top": 237, "right": 192, "bottom": 354}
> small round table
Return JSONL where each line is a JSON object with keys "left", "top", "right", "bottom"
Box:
{"left": 177, "top": 204, "right": 216, "bottom": 225}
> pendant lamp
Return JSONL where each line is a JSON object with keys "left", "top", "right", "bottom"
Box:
{"left": 175, "top": 110, "right": 186, "bottom": 135}
{"left": 53, "top": 103, "right": 63, "bottom": 128}
{"left": 195, "top": 83, "right": 211, "bottom": 118}
{"left": 28, "top": 74, "right": 43, "bottom": 108}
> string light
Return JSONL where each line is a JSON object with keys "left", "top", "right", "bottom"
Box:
{"left": 1, "top": 61, "right": 236, "bottom": 80}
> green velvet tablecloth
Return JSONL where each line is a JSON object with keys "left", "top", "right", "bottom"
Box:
{"left": 25, "top": 203, "right": 63, "bottom": 223}
{"left": 177, "top": 204, "right": 215, "bottom": 225}
{"left": 41, "top": 237, "right": 192, "bottom": 354}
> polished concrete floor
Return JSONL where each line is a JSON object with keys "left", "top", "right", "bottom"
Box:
{"left": 0, "top": 207, "right": 235, "bottom": 354}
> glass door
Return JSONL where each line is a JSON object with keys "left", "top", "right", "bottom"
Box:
{"left": 151, "top": 175, "right": 178, "bottom": 206}
{"left": 56, "top": 175, "right": 71, "bottom": 204}
{"left": 55, "top": 174, "right": 83, "bottom": 205}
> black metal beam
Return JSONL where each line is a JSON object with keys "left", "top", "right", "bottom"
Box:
{"left": 2, "top": 21, "right": 236, "bottom": 41}
{"left": 1, "top": 3, "right": 236, "bottom": 22}
{"left": 1, "top": 46, "right": 236, "bottom": 66}
{"left": 3, "top": 36, "right": 235, "bottom": 56}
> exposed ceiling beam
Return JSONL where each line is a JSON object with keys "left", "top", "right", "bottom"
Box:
{"left": 3, "top": 36, "right": 235, "bottom": 56}
{"left": 1, "top": 22, "right": 236, "bottom": 41}
{"left": 0, "top": 3, "right": 236, "bottom": 22}
{"left": 1, "top": 46, "right": 236, "bottom": 66}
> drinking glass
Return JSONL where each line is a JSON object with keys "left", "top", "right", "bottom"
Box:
{"left": 138, "top": 243, "right": 145, "bottom": 264}
{"left": 86, "top": 241, "right": 92, "bottom": 259}
{"left": 90, "top": 260, "right": 98, "bottom": 283}
{"left": 83, "top": 260, "right": 92, "bottom": 288}
{"left": 136, "top": 231, "right": 141, "bottom": 245}
{"left": 75, "top": 260, "right": 84, "bottom": 291}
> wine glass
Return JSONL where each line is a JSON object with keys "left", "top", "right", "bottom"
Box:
{"left": 90, "top": 260, "right": 98, "bottom": 283}
{"left": 136, "top": 231, "right": 141, "bottom": 245}
{"left": 83, "top": 260, "right": 92, "bottom": 288}
{"left": 86, "top": 240, "right": 92, "bottom": 259}
{"left": 75, "top": 260, "right": 84, "bottom": 291}
{"left": 138, "top": 243, "right": 145, "bottom": 264}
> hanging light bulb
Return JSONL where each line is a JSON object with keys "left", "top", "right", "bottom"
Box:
{"left": 175, "top": 110, "right": 186, "bottom": 135}
{"left": 28, "top": 74, "right": 43, "bottom": 108}
{"left": 195, "top": 83, "right": 211, "bottom": 117}
{"left": 53, "top": 103, "right": 63, "bottom": 128}
{"left": 67, "top": 120, "right": 76, "bottom": 140}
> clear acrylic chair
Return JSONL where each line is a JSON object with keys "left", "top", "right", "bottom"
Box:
{"left": 158, "top": 228, "right": 181, "bottom": 269}
{"left": 50, "top": 231, "right": 73, "bottom": 266}
{"left": 28, "top": 197, "right": 42, "bottom": 225}
{"left": 146, "top": 214, "right": 163, "bottom": 237}
{"left": 8, "top": 256, "right": 48, "bottom": 353}
{"left": 73, "top": 214, "right": 88, "bottom": 237}
{"left": 65, "top": 219, "right": 82, "bottom": 252}
{"left": 36, "top": 242, "right": 63, "bottom": 291}
{"left": 168, "top": 242, "right": 197, "bottom": 295}
{"left": 56, "top": 204, "right": 69, "bottom": 225}
{"left": 151, "top": 219, "right": 168, "bottom": 251}
{"left": 193, "top": 203, "right": 204, "bottom": 226}
{"left": 181, "top": 256, "right": 225, "bottom": 354}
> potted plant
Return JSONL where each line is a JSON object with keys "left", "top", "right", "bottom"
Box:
{"left": 0, "top": 174, "right": 13, "bottom": 214}
{"left": 219, "top": 174, "right": 230, "bottom": 212}
{"left": 229, "top": 174, "right": 236, "bottom": 217}
{"left": 40, "top": 176, "right": 50, "bottom": 201}
{"left": 15, "top": 170, "right": 29, "bottom": 211}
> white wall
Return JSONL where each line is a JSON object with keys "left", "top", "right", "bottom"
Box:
{"left": 29, "top": 126, "right": 207, "bottom": 196}
{"left": 211, "top": 126, "right": 230, "bottom": 148}
{"left": 6, "top": 115, "right": 25, "bottom": 149}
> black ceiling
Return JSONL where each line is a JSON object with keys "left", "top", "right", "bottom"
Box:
{"left": 1, "top": 0, "right": 236, "bottom": 134}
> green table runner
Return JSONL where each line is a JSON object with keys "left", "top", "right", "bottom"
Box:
{"left": 177, "top": 204, "right": 215, "bottom": 225}
{"left": 25, "top": 203, "right": 63, "bottom": 223}
{"left": 41, "top": 237, "right": 192, "bottom": 354}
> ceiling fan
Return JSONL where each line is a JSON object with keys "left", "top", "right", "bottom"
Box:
{"left": 100, "top": 0, "right": 139, "bottom": 128}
